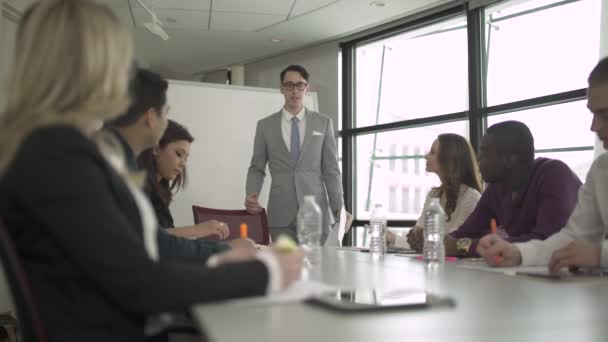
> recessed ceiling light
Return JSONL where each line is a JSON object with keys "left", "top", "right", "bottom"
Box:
{"left": 271, "top": 38, "right": 282, "bottom": 43}
{"left": 370, "top": 1, "right": 386, "bottom": 7}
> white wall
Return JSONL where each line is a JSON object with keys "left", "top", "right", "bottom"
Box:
{"left": 167, "top": 81, "right": 318, "bottom": 227}
{"left": 0, "top": 0, "right": 26, "bottom": 317}
{"left": 245, "top": 41, "right": 341, "bottom": 129}
{"left": 0, "top": 2, "right": 19, "bottom": 113}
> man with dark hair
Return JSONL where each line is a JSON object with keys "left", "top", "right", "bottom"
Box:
{"left": 411, "top": 120, "right": 582, "bottom": 257}
{"left": 107, "top": 68, "right": 169, "bottom": 129}
{"left": 478, "top": 57, "right": 608, "bottom": 272}
{"left": 245, "top": 64, "right": 349, "bottom": 242}
{"left": 106, "top": 68, "right": 252, "bottom": 262}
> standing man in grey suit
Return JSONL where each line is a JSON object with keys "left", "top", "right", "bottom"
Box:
{"left": 245, "top": 65, "right": 347, "bottom": 242}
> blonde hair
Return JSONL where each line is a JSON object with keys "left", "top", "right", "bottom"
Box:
{"left": 0, "top": 0, "right": 133, "bottom": 176}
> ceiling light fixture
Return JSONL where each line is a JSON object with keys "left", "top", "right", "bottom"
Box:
{"left": 370, "top": 1, "right": 386, "bottom": 7}
{"left": 136, "top": 0, "right": 170, "bottom": 41}
{"left": 271, "top": 38, "right": 282, "bottom": 43}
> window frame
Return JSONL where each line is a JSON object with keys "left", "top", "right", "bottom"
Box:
{"left": 340, "top": 0, "right": 591, "bottom": 246}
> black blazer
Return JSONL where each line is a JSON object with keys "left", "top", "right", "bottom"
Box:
{"left": 0, "top": 126, "right": 268, "bottom": 342}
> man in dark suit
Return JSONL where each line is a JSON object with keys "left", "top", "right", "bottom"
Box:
{"left": 105, "top": 68, "right": 254, "bottom": 262}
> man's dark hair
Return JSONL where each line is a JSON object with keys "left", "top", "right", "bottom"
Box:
{"left": 588, "top": 57, "right": 608, "bottom": 86}
{"left": 107, "top": 68, "right": 168, "bottom": 127}
{"left": 280, "top": 65, "right": 310, "bottom": 83}
{"left": 486, "top": 120, "right": 535, "bottom": 164}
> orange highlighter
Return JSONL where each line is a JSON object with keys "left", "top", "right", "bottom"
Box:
{"left": 240, "top": 223, "right": 248, "bottom": 239}
{"left": 490, "top": 218, "right": 503, "bottom": 265}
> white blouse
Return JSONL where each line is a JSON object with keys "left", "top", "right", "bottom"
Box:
{"left": 393, "top": 185, "right": 481, "bottom": 249}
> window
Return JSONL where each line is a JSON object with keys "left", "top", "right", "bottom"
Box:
{"left": 413, "top": 147, "right": 421, "bottom": 175}
{"left": 402, "top": 146, "right": 409, "bottom": 173}
{"left": 342, "top": 0, "right": 601, "bottom": 240}
{"left": 482, "top": 0, "right": 600, "bottom": 181}
{"left": 485, "top": 0, "right": 601, "bottom": 105}
{"left": 354, "top": 16, "right": 468, "bottom": 128}
{"left": 414, "top": 188, "right": 422, "bottom": 213}
{"left": 354, "top": 120, "right": 466, "bottom": 220}
{"left": 401, "top": 187, "right": 410, "bottom": 213}
{"left": 389, "top": 144, "right": 397, "bottom": 170}
{"left": 389, "top": 186, "right": 397, "bottom": 212}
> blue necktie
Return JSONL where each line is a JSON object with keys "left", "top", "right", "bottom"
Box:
{"left": 291, "top": 117, "right": 300, "bottom": 162}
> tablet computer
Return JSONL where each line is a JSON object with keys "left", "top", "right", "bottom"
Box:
{"left": 306, "top": 288, "right": 455, "bottom": 313}
{"left": 359, "top": 247, "right": 418, "bottom": 254}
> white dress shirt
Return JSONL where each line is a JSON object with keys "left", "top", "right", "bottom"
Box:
{"left": 281, "top": 107, "right": 306, "bottom": 152}
{"left": 393, "top": 185, "right": 481, "bottom": 249}
{"left": 517, "top": 152, "right": 608, "bottom": 267}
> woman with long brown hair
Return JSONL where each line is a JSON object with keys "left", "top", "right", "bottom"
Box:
{"left": 387, "top": 133, "right": 483, "bottom": 249}
{"left": 138, "top": 119, "right": 229, "bottom": 239}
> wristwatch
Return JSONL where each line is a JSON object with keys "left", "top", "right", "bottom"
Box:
{"left": 456, "top": 238, "right": 472, "bottom": 258}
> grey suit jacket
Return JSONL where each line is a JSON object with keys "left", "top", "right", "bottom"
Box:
{"left": 246, "top": 109, "right": 344, "bottom": 239}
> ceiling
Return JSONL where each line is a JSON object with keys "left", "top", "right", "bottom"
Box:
{"left": 96, "top": 0, "right": 451, "bottom": 78}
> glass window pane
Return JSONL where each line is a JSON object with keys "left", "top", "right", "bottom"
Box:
{"left": 389, "top": 187, "right": 397, "bottom": 212}
{"left": 355, "top": 120, "right": 468, "bottom": 220}
{"left": 401, "top": 187, "right": 410, "bottom": 213}
{"left": 485, "top": 0, "right": 601, "bottom": 105}
{"left": 389, "top": 144, "right": 397, "bottom": 170}
{"left": 486, "top": 100, "right": 595, "bottom": 150}
{"left": 355, "top": 16, "right": 468, "bottom": 128}
{"left": 402, "top": 146, "right": 409, "bottom": 173}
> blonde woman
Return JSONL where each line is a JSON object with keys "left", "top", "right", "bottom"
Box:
{"left": 0, "top": 1, "right": 302, "bottom": 341}
{"left": 387, "top": 134, "right": 483, "bottom": 251}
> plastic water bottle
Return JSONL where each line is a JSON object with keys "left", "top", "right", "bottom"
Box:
{"left": 423, "top": 198, "right": 446, "bottom": 263}
{"left": 369, "top": 204, "right": 387, "bottom": 257}
{"left": 297, "top": 196, "right": 322, "bottom": 265}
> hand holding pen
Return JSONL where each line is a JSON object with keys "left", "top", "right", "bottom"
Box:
{"left": 477, "top": 219, "right": 522, "bottom": 267}
{"left": 490, "top": 219, "right": 503, "bottom": 265}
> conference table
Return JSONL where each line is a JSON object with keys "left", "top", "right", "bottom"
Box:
{"left": 191, "top": 248, "right": 608, "bottom": 342}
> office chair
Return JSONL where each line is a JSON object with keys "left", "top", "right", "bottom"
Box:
{"left": 0, "top": 217, "right": 48, "bottom": 342}
{"left": 192, "top": 206, "right": 270, "bottom": 245}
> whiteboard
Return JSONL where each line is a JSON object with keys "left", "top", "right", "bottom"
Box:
{"left": 167, "top": 80, "right": 318, "bottom": 227}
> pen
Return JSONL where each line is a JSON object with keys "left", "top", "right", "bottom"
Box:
{"left": 240, "top": 223, "right": 248, "bottom": 238}
{"left": 490, "top": 218, "right": 503, "bottom": 265}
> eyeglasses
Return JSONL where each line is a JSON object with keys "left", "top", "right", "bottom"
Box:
{"left": 281, "top": 82, "right": 307, "bottom": 91}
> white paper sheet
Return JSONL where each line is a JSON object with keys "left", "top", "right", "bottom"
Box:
{"left": 324, "top": 207, "right": 348, "bottom": 247}
{"left": 456, "top": 263, "right": 552, "bottom": 275}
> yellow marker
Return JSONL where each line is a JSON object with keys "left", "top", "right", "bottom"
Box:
{"left": 240, "top": 223, "right": 248, "bottom": 238}
{"left": 275, "top": 234, "right": 297, "bottom": 253}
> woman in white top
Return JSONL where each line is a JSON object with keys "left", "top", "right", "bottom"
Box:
{"left": 387, "top": 133, "right": 483, "bottom": 250}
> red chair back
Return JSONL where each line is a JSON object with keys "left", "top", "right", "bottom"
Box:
{"left": 0, "top": 217, "right": 48, "bottom": 342}
{"left": 192, "top": 206, "right": 270, "bottom": 245}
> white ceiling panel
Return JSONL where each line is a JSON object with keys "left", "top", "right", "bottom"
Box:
{"left": 133, "top": 8, "right": 209, "bottom": 30}
{"left": 93, "top": 0, "right": 129, "bottom": 8}
{"left": 130, "top": 0, "right": 211, "bottom": 11}
{"left": 211, "top": 12, "right": 285, "bottom": 31}
{"left": 213, "top": 0, "right": 293, "bottom": 16}
{"left": 98, "top": 0, "right": 452, "bottom": 76}
{"left": 290, "top": 0, "right": 339, "bottom": 18}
